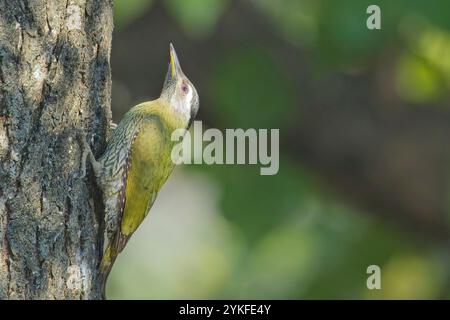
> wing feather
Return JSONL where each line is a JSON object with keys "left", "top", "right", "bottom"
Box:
{"left": 98, "top": 112, "right": 151, "bottom": 250}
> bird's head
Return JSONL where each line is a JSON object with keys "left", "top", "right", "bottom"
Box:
{"left": 161, "top": 43, "right": 199, "bottom": 127}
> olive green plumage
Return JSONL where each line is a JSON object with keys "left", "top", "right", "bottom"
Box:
{"left": 81, "top": 44, "right": 199, "bottom": 298}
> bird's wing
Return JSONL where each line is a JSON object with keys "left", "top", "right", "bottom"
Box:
{"left": 119, "top": 116, "right": 168, "bottom": 240}
{"left": 100, "top": 112, "right": 169, "bottom": 254}
{"left": 98, "top": 112, "right": 151, "bottom": 248}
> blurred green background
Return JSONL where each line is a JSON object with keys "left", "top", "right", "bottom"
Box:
{"left": 107, "top": 0, "right": 450, "bottom": 299}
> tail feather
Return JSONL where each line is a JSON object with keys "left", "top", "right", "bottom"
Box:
{"left": 98, "top": 232, "right": 131, "bottom": 299}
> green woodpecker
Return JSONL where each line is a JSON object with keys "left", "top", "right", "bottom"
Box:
{"left": 80, "top": 44, "right": 199, "bottom": 296}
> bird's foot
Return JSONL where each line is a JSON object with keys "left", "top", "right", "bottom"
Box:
{"left": 77, "top": 131, "right": 102, "bottom": 179}
{"left": 107, "top": 122, "right": 117, "bottom": 141}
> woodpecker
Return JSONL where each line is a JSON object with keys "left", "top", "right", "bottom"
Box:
{"left": 80, "top": 44, "right": 199, "bottom": 297}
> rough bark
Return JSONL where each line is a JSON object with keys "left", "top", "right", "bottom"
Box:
{"left": 0, "top": 0, "right": 113, "bottom": 299}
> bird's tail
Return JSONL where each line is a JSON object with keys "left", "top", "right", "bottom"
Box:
{"left": 98, "top": 242, "right": 117, "bottom": 299}
{"left": 98, "top": 232, "right": 130, "bottom": 299}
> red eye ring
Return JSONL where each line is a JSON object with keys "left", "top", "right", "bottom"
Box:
{"left": 182, "top": 85, "right": 189, "bottom": 94}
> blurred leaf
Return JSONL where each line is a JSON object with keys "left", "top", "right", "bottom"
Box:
{"left": 164, "top": 0, "right": 229, "bottom": 39}
{"left": 417, "top": 28, "right": 450, "bottom": 87}
{"left": 300, "top": 208, "right": 414, "bottom": 298}
{"left": 207, "top": 47, "right": 296, "bottom": 128}
{"left": 400, "top": 18, "right": 450, "bottom": 88}
{"left": 378, "top": 254, "right": 443, "bottom": 299}
{"left": 252, "top": 0, "right": 319, "bottom": 47}
{"left": 190, "top": 157, "right": 319, "bottom": 245}
{"left": 395, "top": 54, "right": 443, "bottom": 103}
{"left": 227, "top": 222, "right": 320, "bottom": 298}
{"left": 315, "top": 0, "right": 391, "bottom": 69}
{"left": 398, "top": 0, "right": 450, "bottom": 30}
{"left": 114, "top": 0, "right": 154, "bottom": 29}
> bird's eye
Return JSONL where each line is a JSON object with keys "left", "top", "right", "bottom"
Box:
{"left": 181, "top": 85, "right": 189, "bottom": 94}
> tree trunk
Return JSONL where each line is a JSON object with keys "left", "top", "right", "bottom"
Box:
{"left": 0, "top": 0, "right": 113, "bottom": 299}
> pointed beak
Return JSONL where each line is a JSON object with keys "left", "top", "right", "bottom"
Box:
{"left": 168, "top": 43, "right": 182, "bottom": 80}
